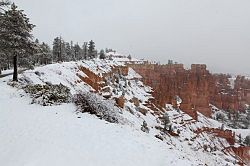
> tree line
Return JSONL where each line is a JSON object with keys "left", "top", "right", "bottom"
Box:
{"left": 0, "top": 1, "right": 107, "bottom": 81}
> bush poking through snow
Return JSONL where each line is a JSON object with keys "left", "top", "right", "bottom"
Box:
{"left": 23, "top": 83, "right": 71, "bottom": 106}
{"left": 73, "top": 92, "right": 125, "bottom": 123}
{"left": 141, "top": 120, "right": 149, "bottom": 133}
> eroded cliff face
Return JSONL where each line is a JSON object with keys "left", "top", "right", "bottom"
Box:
{"left": 129, "top": 63, "right": 212, "bottom": 119}
{"left": 235, "top": 76, "right": 250, "bottom": 110}
{"left": 129, "top": 63, "right": 250, "bottom": 119}
{"left": 210, "top": 74, "right": 250, "bottom": 112}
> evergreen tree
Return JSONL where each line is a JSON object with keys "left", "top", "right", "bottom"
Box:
{"left": 99, "top": 49, "right": 105, "bottom": 59}
{"left": 0, "top": 0, "right": 9, "bottom": 74}
{"left": 0, "top": 3, "right": 35, "bottom": 81}
{"left": 73, "top": 43, "right": 81, "bottom": 60}
{"left": 141, "top": 120, "right": 149, "bottom": 133}
{"left": 32, "top": 38, "right": 40, "bottom": 65}
{"left": 82, "top": 42, "right": 88, "bottom": 59}
{"left": 52, "top": 37, "right": 63, "bottom": 62}
{"left": 0, "top": 0, "right": 9, "bottom": 11}
{"left": 65, "top": 42, "right": 73, "bottom": 61}
{"left": 88, "top": 40, "right": 95, "bottom": 59}
{"left": 0, "top": 52, "right": 6, "bottom": 74}
{"left": 163, "top": 112, "right": 170, "bottom": 132}
{"left": 52, "top": 37, "right": 59, "bottom": 62}
{"left": 60, "top": 41, "right": 66, "bottom": 62}
{"left": 70, "top": 41, "right": 75, "bottom": 60}
{"left": 93, "top": 50, "right": 98, "bottom": 59}
{"left": 40, "top": 42, "right": 52, "bottom": 65}
{"left": 127, "top": 54, "right": 132, "bottom": 60}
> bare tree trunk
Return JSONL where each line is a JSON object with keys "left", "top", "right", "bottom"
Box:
{"left": 13, "top": 54, "right": 17, "bottom": 81}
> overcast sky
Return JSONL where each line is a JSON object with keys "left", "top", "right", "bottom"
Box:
{"left": 14, "top": 0, "right": 250, "bottom": 75}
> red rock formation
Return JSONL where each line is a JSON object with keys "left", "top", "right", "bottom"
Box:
{"left": 129, "top": 63, "right": 213, "bottom": 119}
{"left": 195, "top": 127, "right": 235, "bottom": 145}
{"left": 235, "top": 76, "right": 250, "bottom": 110}
{"left": 115, "top": 96, "right": 125, "bottom": 108}
{"left": 129, "top": 63, "right": 250, "bottom": 118}
{"left": 224, "top": 146, "right": 250, "bottom": 165}
{"left": 77, "top": 65, "right": 129, "bottom": 91}
{"left": 210, "top": 74, "right": 250, "bottom": 112}
{"left": 231, "top": 146, "right": 250, "bottom": 164}
{"left": 77, "top": 65, "right": 129, "bottom": 109}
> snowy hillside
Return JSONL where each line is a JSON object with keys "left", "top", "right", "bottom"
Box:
{"left": 0, "top": 59, "right": 249, "bottom": 166}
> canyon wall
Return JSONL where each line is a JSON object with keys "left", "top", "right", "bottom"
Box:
{"left": 235, "top": 76, "right": 250, "bottom": 110}
{"left": 129, "top": 63, "right": 213, "bottom": 119}
{"left": 210, "top": 74, "right": 250, "bottom": 112}
{"left": 129, "top": 63, "right": 250, "bottom": 118}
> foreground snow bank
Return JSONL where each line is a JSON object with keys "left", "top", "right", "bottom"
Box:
{"left": 0, "top": 76, "right": 195, "bottom": 166}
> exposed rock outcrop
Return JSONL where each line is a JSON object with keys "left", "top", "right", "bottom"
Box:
{"left": 195, "top": 127, "right": 235, "bottom": 145}
{"left": 231, "top": 146, "right": 250, "bottom": 164}
{"left": 129, "top": 63, "right": 212, "bottom": 119}
{"left": 77, "top": 65, "right": 129, "bottom": 91}
{"left": 129, "top": 63, "right": 250, "bottom": 119}
{"left": 210, "top": 74, "right": 250, "bottom": 112}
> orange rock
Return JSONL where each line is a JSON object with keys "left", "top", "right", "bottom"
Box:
{"left": 115, "top": 96, "right": 125, "bottom": 108}
{"left": 130, "top": 63, "right": 250, "bottom": 118}
{"left": 130, "top": 97, "right": 140, "bottom": 107}
{"left": 129, "top": 63, "right": 212, "bottom": 119}
{"left": 231, "top": 146, "right": 250, "bottom": 164}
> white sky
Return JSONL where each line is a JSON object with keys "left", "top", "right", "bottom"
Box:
{"left": 14, "top": 0, "right": 250, "bottom": 75}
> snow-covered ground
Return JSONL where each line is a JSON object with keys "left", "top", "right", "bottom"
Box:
{"left": 1, "top": 69, "right": 13, "bottom": 75}
{"left": 0, "top": 60, "right": 249, "bottom": 166}
{"left": 0, "top": 75, "right": 196, "bottom": 166}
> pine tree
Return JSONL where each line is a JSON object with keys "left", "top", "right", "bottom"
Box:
{"left": 73, "top": 43, "right": 81, "bottom": 60}
{"left": 52, "top": 36, "right": 66, "bottom": 62}
{"left": 141, "top": 120, "right": 149, "bottom": 133}
{"left": 99, "top": 49, "right": 105, "bottom": 59}
{"left": 65, "top": 42, "right": 73, "bottom": 61}
{"left": 127, "top": 54, "right": 132, "bottom": 60}
{"left": 163, "top": 112, "right": 170, "bottom": 132}
{"left": 0, "top": 1, "right": 9, "bottom": 74}
{"left": 0, "top": 0, "right": 9, "bottom": 10}
{"left": 88, "top": 40, "right": 95, "bottom": 59}
{"left": 82, "top": 42, "right": 88, "bottom": 60}
{"left": 60, "top": 41, "right": 66, "bottom": 62}
{"left": 52, "top": 37, "right": 61, "bottom": 62}
{"left": 70, "top": 41, "right": 75, "bottom": 60}
{"left": 40, "top": 42, "right": 52, "bottom": 65}
{"left": 0, "top": 52, "right": 6, "bottom": 74}
{"left": 0, "top": 3, "right": 35, "bottom": 81}
{"left": 32, "top": 38, "right": 40, "bottom": 65}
